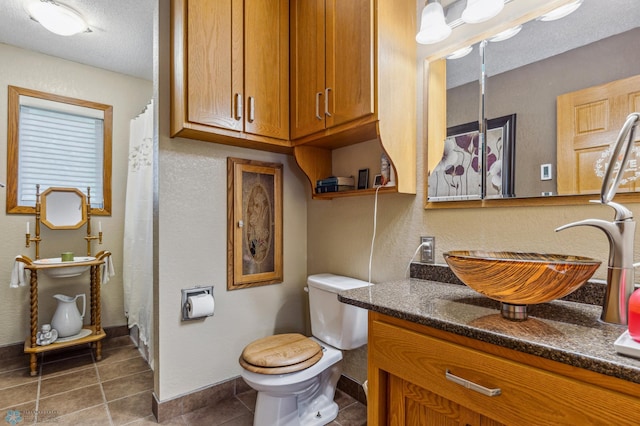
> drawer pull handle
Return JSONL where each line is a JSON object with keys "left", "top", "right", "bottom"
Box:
{"left": 445, "top": 370, "right": 501, "bottom": 397}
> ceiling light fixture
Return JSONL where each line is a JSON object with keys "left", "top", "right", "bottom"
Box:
{"left": 461, "top": 0, "right": 504, "bottom": 24}
{"left": 446, "top": 45, "right": 473, "bottom": 59}
{"left": 27, "top": 0, "right": 90, "bottom": 36}
{"left": 488, "top": 25, "right": 522, "bottom": 42}
{"left": 416, "top": 1, "right": 452, "bottom": 45}
{"left": 538, "top": 0, "right": 583, "bottom": 22}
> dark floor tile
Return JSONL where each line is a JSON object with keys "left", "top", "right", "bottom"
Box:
{"left": 40, "top": 353, "right": 94, "bottom": 378}
{"left": 235, "top": 389, "right": 256, "bottom": 412}
{"left": 100, "top": 344, "right": 143, "bottom": 365}
{"left": 39, "top": 367, "right": 99, "bottom": 398}
{"left": 128, "top": 414, "right": 188, "bottom": 425}
{"left": 334, "top": 389, "right": 357, "bottom": 410}
{"left": 0, "top": 354, "right": 31, "bottom": 374}
{"left": 0, "top": 367, "right": 39, "bottom": 390}
{"left": 183, "top": 397, "right": 251, "bottom": 426}
{"left": 218, "top": 412, "right": 253, "bottom": 426}
{"left": 101, "top": 335, "right": 135, "bottom": 350}
{"left": 102, "top": 369, "right": 153, "bottom": 402}
{"left": 41, "top": 345, "right": 93, "bottom": 364}
{"left": 47, "top": 404, "right": 111, "bottom": 425}
{"left": 2, "top": 400, "right": 37, "bottom": 424}
{"left": 108, "top": 390, "right": 154, "bottom": 425}
{"left": 334, "top": 402, "right": 367, "bottom": 426}
{"left": 0, "top": 382, "right": 38, "bottom": 411}
{"left": 37, "top": 384, "right": 105, "bottom": 420}
{"left": 97, "top": 356, "right": 150, "bottom": 382}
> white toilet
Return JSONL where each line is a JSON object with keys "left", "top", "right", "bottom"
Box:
{"left": 239, "top": 273, "right": 370, "bottom": 426}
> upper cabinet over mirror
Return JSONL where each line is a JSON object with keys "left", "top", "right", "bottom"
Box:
{"left": 424, "top": 0, "right": 640, "bottom": 207}
{"left": 41, "top": 187, "right": 87, "bottom": 230}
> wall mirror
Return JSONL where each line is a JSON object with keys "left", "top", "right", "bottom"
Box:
{"left": 425, "top": 0, "right": 640, "bottom": 208}
{"left": 40, "top": 187, "right": 87, "bottom": 230}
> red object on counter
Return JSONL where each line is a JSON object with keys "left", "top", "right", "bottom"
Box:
{"left": 628, "top": 288, "right": 640, "bottom": 342}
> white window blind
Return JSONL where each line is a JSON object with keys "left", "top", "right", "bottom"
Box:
{"left": 18, "top": 105, "right": 104, "bottom": 207}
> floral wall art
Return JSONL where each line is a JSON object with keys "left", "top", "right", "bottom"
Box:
{"left": 428, "top": 114, "right": 516, "bottom": 200}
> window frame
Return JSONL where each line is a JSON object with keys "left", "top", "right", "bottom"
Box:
{"left": 7, "top": 85, "right": 112, "bottom": 216}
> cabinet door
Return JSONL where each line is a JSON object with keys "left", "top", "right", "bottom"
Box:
{"left": 244, "top": 0, "right": 289, "bottom": 140}
{"left": 325, "top": 0, "right": 374, "bottom": 128}
{"left": 389, "top": 375, "right": 504, "bottom": 426}
{"left": 290, "top": 0, "right": 326, "bottom": 139}
{"left": 186, "top": 0, "right": 243, "bottom": 132}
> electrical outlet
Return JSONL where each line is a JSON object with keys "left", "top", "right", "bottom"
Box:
{"left": 420, "top": 236, "right": 435, "bottom": 263}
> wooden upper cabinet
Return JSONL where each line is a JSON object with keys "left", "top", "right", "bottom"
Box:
{"left": 292, "top": 0, "right": 417, "bottom": 197}
{"left": 171, "top": 0, "right": 290, "bottom": 152}
{"left": 244, "top": 0, "right": 289, "bottom": 140}
{"left": 290, "top": 0, "right": 374, "bottom": 140}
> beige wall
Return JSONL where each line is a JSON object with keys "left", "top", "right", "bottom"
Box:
{"left": 0, "top": 43, "right": 152, "bottom": 346}
{"left": 155, "top": 1, "right": 310, "bottom": 401}
{"left": 307, "top": 13, "right": 640, "bottom": 385}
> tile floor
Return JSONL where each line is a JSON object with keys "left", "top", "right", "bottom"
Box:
{"left": 1, "top": 336, "right": 367, "bottom": 425}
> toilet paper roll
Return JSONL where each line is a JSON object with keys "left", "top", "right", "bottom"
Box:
{"left": 187, "top": 294, "right": 215, "bottom": 318}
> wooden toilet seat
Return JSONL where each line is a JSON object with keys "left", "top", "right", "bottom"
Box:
{"left": 240, "top": 333, "right": 323, "bottom": 375}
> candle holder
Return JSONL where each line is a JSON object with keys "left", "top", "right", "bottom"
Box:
{"left": 26, "top": 184, "right": 42, "bottom": 260}
{"left": 84, "top": 187, "right": 103, "bottom": 256}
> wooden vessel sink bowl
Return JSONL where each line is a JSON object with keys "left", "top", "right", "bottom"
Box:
{"left": 443, "top": 251, "right": 601, "bottom": 320}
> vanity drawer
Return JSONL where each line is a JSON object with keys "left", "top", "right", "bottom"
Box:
{"left": 370, "top": 317, "right": 640, "bottom": 425}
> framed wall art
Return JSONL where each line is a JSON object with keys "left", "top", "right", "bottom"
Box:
{"left": 227, "top": 157, "right": 283, "bottom": 290}
{"left": 428, "top": 114, "right": 516, "bottom": 200}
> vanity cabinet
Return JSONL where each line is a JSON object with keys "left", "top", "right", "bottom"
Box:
{"left": 19, "top": 252, "right": 110, "bottom": 376}
{"left": 171, "top": 0, "right": 290, "bottom": 153}
{"left": 368, "top": 312, "right": 640, "bottom": 425}
{"left": 292, "top": 0, "right": 417, "bottom": 198}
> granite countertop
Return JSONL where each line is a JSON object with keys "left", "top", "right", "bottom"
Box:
{"left": 338, "top": 278, "right": 640, "bottom": 385}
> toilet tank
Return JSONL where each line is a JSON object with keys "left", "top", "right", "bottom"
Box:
{"left": 307, "top": 273, "right": 370, "bottom": 350}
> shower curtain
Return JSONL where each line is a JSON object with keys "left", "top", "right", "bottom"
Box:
{"left": 123, "top": 100, "right": 154, "bottom": 368}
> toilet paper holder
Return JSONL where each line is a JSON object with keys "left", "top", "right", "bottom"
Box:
{"left": 181, "top": 286, "right": 214, "bottom": 321}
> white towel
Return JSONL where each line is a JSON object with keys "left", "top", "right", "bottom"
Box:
{"left": 10, "top": 257, "right": 27, "bottom": 288}
{"left": 101, "top": 255, "right": 116, "bottom": 285}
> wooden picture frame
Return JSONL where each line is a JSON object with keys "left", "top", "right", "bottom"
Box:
{"left": 227, "top": 158, "right": 283, "bottom": 290}
{"left": 428, "top": 114, "right": 517, "bottom": 200}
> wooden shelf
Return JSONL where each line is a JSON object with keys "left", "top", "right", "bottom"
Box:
{"left": 23, "top": 326, "right": 106, "bottom": 355}
{"left": 312, "top": 186, "right": 397, "bottom": 200}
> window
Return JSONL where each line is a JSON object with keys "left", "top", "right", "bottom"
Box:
{"left": 7, "top": 86, "right": 112, "bottom": 216}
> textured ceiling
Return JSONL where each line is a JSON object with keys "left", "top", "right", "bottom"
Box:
{"left": 442, "top": 0, "right": 640, "bottom": 88}
{"left": 0, "top": 0, "right": 155, "bottom": 81}
{"left": 0, "top": 0, "right": 637, "bottom": 86}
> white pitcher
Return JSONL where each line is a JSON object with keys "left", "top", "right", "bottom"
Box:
{"left": 51, "top": 294, "right": 86, "bottom": 338}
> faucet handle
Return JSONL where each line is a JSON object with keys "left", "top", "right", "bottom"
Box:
{"left": 592, "top": 199, "right": 634, "bottom": 221}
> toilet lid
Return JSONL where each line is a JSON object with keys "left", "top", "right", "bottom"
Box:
{"left": 240, "top": 333, "right": 323, "bottom": 375}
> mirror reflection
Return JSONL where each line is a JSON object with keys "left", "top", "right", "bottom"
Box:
{"left": 41, "top": 187, "right": 87, "bottom": 230}
{"left": 428, "top": 0, "right": 640, "bottom": 201}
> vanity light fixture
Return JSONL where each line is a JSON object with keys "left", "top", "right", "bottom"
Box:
{"left": 461, "top": 0, "right": 504, "bottom": 24}
{"left": 538, "top": 0, "right": 583, "bottom": 22}
{"left": 446, "top": 45, "right": 473, "bottom": 59}
{"left": 416, "top": 1, "right": 452, "bottom": 45}
{"left": 26, "top": 0, "right": 90, "bottom": 36}
{"left": 488, "top": 25, "right": 522, "bottom": 42}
